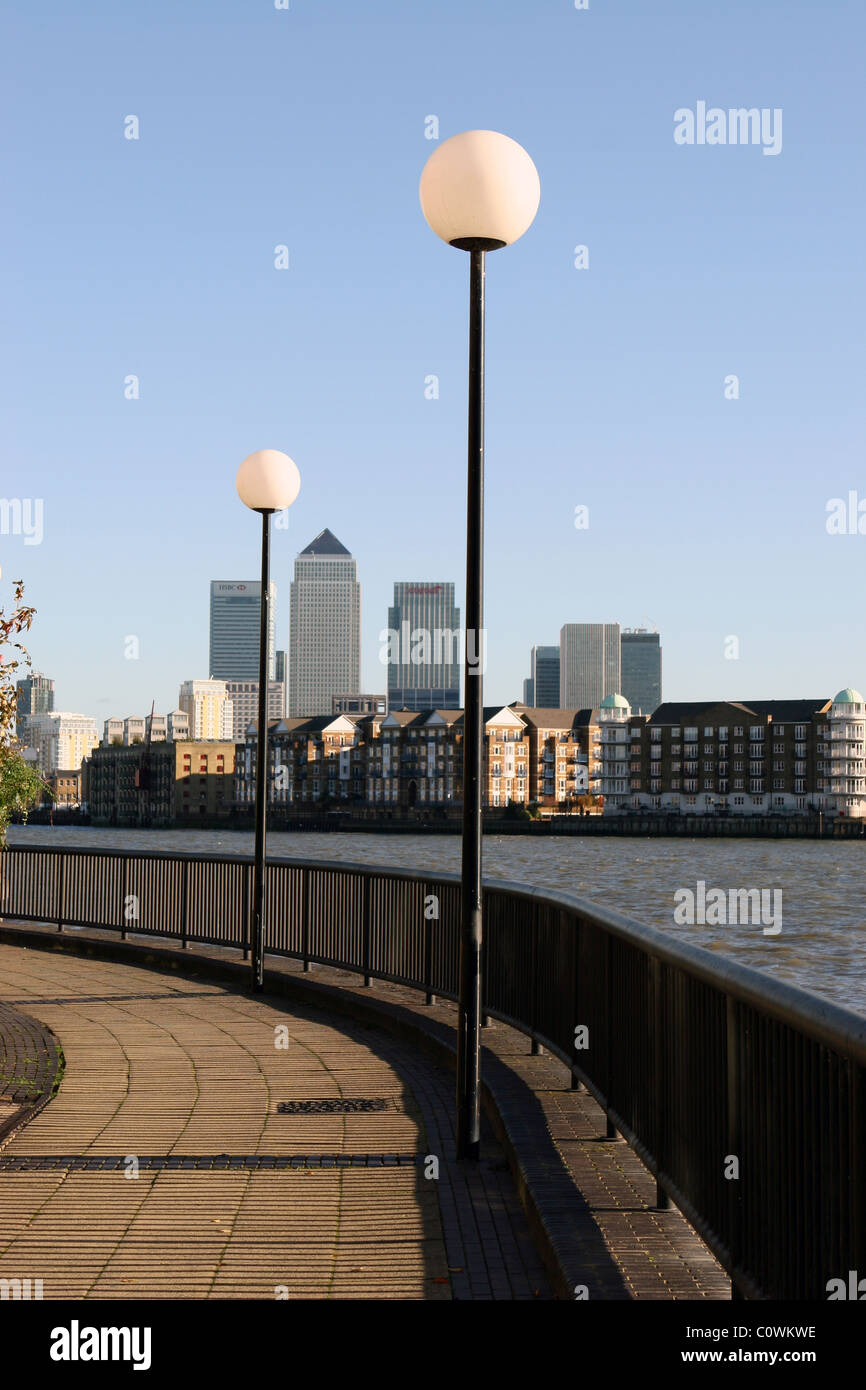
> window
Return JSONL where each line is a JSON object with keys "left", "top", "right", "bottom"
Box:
{"left": 734, "top": 726, "right": 744, "bottom": 738}
{"left": 795, "top": 725, "right": 807, "bottom": 740}
{"left": 684, "top": 728, "right": 698, "bottom": 742}
{"left": 651, "top": 728, "right": 662, "bottom": 742}
{"left": 704, "top": 727, "right": 713, "bottom": 738}
{"left": 718, "top": 727, "right": 728, "bottom": 742}
{"left": 750, "top": 726, "right": 764, "bottom": 741}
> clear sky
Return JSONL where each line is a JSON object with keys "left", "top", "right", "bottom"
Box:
{"left": 2, "top": 0, "right": 864, "bottom": 722}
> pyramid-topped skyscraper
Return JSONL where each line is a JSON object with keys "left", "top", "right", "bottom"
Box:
{"left": 289, "top": 530, "right": 360, "bottom": 716}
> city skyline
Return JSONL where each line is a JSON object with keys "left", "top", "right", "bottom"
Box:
{"left": 4, "top": 1, "right": 864, "bottom": 719}
{"left": 15, "top": 556, "right": 861, "bottom": 733}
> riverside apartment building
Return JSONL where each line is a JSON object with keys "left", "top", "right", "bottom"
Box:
{"left": 599, "top": 688, "right": 866, "bottom": 817}
{"left": 233, "top": 705, "right": 604, "bottom": 813}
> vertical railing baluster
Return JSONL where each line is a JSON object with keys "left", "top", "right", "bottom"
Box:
{"left": 530, "top": 903, "right": 541, "bottom": 1055}
{"left": 571, "top": 910, "right": 583, "bottom": 1090}
{"left": 424, "top": 880, "right": 436, "bottom": 1005}
{"left": 653, "top": 957, "right": 670, "bottom": 1207}
{"left": 181, "top": 859, "right": 189, "bottom": 949}
{"left": 727, "top": 995, "right": 742, "bottom": 1295}
{"left": 242, "top": 861, "right": 250, "bottom": 961}
{"left": 362, "top": 874, "right": 371, "bottom": 986}
{"left": 850, "top": 1060, "right": 863, "bottom": 1291}
{"left": 302, "top": 867, "right": 311, "bottom": 971}
{"left": 56, "top": 853, "right": 65, "bottom": 932}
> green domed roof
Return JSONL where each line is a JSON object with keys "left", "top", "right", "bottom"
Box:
{"left": 600, "top": 693, "right": 630, "bottom": 709}
{"left": 833, "top": 688, "right": 864, "bottom": 705}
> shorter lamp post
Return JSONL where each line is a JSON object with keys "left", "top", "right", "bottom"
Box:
{"left": 419, "top": 130, "right": 540, "bottom": 1159}
{"left": 236, "top": 449, "right": 301, "bottom": 993}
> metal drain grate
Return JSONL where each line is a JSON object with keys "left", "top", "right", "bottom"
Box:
{"left": 276, "top": 1098, "right": 401, "bottom": 1115}
{"left": 0, "top": 1153, "right": 421, "bottom": 1172}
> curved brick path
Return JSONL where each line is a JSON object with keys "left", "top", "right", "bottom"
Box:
{"left": 0, "top": 944, "right": 550, "bottom": 1300}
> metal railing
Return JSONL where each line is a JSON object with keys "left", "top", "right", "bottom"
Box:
{"left": 1, "top": 842, "right": 863, "bottom": 1300}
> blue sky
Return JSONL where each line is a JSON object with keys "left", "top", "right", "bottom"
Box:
{"left": 2, "top": 0, "right": 864, "bottom": 720}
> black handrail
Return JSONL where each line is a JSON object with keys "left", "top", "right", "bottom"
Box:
{"left": 1, "top": 842, "right": 862, "bottom": 1300}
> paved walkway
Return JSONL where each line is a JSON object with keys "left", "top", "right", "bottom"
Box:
{"left": 0, "top": 944, "right": 550, "bottom": 1300}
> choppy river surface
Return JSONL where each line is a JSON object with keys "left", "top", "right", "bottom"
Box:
{"left": 7, "top": 825, "right": 866, "bottom": 1016}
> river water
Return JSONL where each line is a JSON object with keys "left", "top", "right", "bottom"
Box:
{"left": 6, "top": 825, "right": 866, "bottom": 1016}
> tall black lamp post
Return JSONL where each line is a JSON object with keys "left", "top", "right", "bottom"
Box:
{"left": 236, "top": 449, "right": 301, "bottom": 992}
{"left": 419, "top": 131, "right": 540, "bottom": 1159}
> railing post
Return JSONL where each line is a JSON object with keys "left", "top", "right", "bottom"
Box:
{"left": 302, "top": 867, "right": 311, "bottom": 972}
{"left": 424, "top": 881, "right": 436, "bottom": 1005}
{"left": 120, "top": 858, "right": 128, "bottom": 941}
{"left": 530, "top": 905, "right": 541, "bottom": 1055}
{"left": 571, "top": 911, "right": 583, "bottom": 1090}
{"left": 56, "top": 853, "right": 65, "bottom": 933}
{"left": 242, "top": 862, "right": 250, "bottom": 962}
{"left": 653, "top": 957, "right": 671, "bottom": 1208}
{"left": 362, "top": 874, "right": 372, "bottom": 987}
{"left": 850, "top": 1060, "right": 864, "bottom": 1284}
{"left": 726, "top": 995, "right": 743, "bottom": 1292}
{"left": 181, "top": 859, "right": 189, "bottom": 950}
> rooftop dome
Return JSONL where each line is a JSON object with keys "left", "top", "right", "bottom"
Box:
{"left": 600, "top": 693, "right": 630, "bottom": 709}
{"left": 833, "top": 688, "right": 864, "bottom": 705}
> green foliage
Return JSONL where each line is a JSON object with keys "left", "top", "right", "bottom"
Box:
{"left": 0, "top": 744, "right": 50, "bottom": 843}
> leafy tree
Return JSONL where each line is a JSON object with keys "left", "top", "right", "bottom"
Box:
{"left": 0, "top": 579, "right": 51, "bottom": 843}
{"left": 0, "top": 745, "right": 49, "bottom": 840}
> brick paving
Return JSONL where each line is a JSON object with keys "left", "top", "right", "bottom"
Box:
{"left": 0, "top": 942, "right": 550, "bottom": 1300}
{"left": 0, "top": 920, "right": 731, "bottom": 1300}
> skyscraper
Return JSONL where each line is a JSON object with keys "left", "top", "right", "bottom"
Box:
{"left": 559, "top": 623, "right": 621, "bottom": 708}
{"left": 209, "top": 581, "right": 276, "bottom": 682}
{"left": 620, "top": 629, "right": 662, "bottom": 715}
{"left": 386, "top": 581, "right": 460, "bottom": 711}
{"left": 16, "top": 672, "right": 55, "bottom": 721}
{"left": 289, "top": 529, "right": 360, "bottom": 717}
{"left": 178, "top": 679, "right": 234, "bottom": 740}
{"left": 224, "top": 680, "right": 285, "bottom": 741}
{"left": 530, "top": 645, "right": 560, "bottom": 707}
{"left": 23, "top": 713, "right": 98, "bottom": 774}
